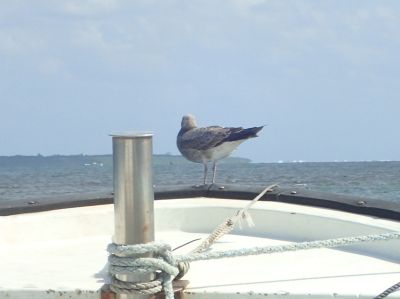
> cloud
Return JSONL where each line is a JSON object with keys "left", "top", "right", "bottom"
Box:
{"left": 0, "top": 29, "right": 45, "bottom": 55}
{"left": 0, "top": 0, "right": 399, "bottom": 159}
{"left": 37, "top": 57, "right": 68, "bottom": 76}
{"left": 0, "top": 0, "right": 398, "bottom": 84}
{"left": 72, "top": 23, "right": 109, "bottom": 50}
{"left": 61, "top": 0, "right": 119, "bottom": 15}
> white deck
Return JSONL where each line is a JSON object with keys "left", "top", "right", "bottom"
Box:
{"left": 1, "top": 198, "right": 400, "bottom": 298}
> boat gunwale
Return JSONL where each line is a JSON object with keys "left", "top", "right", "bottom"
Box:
{"left": 1, "top": 184, "right": 399, "bottom": 221}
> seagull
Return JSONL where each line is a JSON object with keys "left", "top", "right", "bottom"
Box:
{"left": 177, "top": 115, "right": 264, "bottom": 185}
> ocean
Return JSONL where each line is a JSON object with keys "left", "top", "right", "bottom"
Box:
{"left": 0, "top": 155, "right": 399, "bottom": 202}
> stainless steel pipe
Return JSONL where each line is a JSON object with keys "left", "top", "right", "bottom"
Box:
{"left": 112, "top": 133, "right": 155, "bottom": 299}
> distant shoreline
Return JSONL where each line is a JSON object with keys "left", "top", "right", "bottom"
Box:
{"left": 0, "top": 154, "right": 398, "bottom": 164}
{"left": 0, "top": 154, "right": 251, "bottom": 166}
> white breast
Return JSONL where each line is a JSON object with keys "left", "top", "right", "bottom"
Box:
{"left": 203, "top": 140, "right": 246, "bottom": 162}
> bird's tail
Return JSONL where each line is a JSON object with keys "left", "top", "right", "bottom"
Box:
{"left": 226, "top": 126, "right": 264, "bottom": 142}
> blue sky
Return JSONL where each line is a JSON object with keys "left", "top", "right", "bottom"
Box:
{"left": 1, "top": 0, "right": 399, "bottom": 162}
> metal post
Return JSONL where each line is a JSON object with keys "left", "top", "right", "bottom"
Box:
{"left": 112, "top": 133, "right": 155, "bottom": 299}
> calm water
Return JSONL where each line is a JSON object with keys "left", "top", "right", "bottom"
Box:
{"left": 0, "top": 155, "right": 399, "bottom": 202}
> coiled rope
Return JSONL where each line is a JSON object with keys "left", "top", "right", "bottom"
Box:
{"left": 107, "top": 242, "right": 178, "bottom": 297}
{"left": 107, "top": 184, "right": 400, "bottom": 299}
{"left": 108, "top": 232, "right": 400, "bottom": 298}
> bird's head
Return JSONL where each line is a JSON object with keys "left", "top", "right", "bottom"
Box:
{"left": 181, "top": 114, "right": 197, "bottom": 130}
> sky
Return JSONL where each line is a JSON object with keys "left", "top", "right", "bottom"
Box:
{"left": 1, "top": 0, "right": 399, "bottom": 163}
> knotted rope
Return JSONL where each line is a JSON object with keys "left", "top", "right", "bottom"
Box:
{"left": 107, "top": 231, "right": 400, "bottom": 299}
{"left": 107, "top": 182, "right": 399, "bottom": 298}
{"left": 107, "top": 242, "right": 178, "bottom": 298}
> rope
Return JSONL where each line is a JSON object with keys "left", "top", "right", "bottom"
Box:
{"left": 106, "top": 183, "right": 399, "bottom": 298}
{"left": 107, "top": 242, "right": 178, "bottom": 298}
{"left": 106, "top": 183, "right": 280, "bottom": 295}
{"left": 374, "top": 281, "right": 400, "bottom": 299}
{"left": 190, "top": 183, "right": 277, "bottom": 254}
{"left": 175, "top": 232, "right": 400, "bottom": 263}
{"left": 107, "top": 231, "right": 400, "bottom": 299}
{"left": 170, "top": 183, "right": 277, "bottom": 279}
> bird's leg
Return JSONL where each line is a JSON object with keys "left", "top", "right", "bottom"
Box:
{"left": 203, "top": 163, "right": 208, "bottom": 185}
{"left": 211, "top": 161, "right": 217, "bottom": 184}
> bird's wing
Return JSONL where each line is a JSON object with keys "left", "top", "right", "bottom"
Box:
{"left": 180, "top": 126, "right": 240, "bottom": 150}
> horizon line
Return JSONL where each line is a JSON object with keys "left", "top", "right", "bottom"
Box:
{"left": 0, "top": 154, "right": 398, "bottom": 164}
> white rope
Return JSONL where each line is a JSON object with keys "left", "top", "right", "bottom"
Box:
{"left": 191, "top": 183, "right": 277, "bottom": 253}
{"left": 169, "top": 183, "right": 277, "bottom": 280}
{"left": 175, "top": 231, "right": 400, "bottom": 263}
{"left": 107, "top": 242, "right": 178, "bottom": 298}
{"left": 106, "top": 183, "right": 399, "bottom": 298}
{"left": 107, "top": 231, "right": 400, "bottom": 299}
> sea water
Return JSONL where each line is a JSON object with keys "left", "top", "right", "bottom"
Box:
{"left": 0, "top": 155, "right": 399, "bottom": 202}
